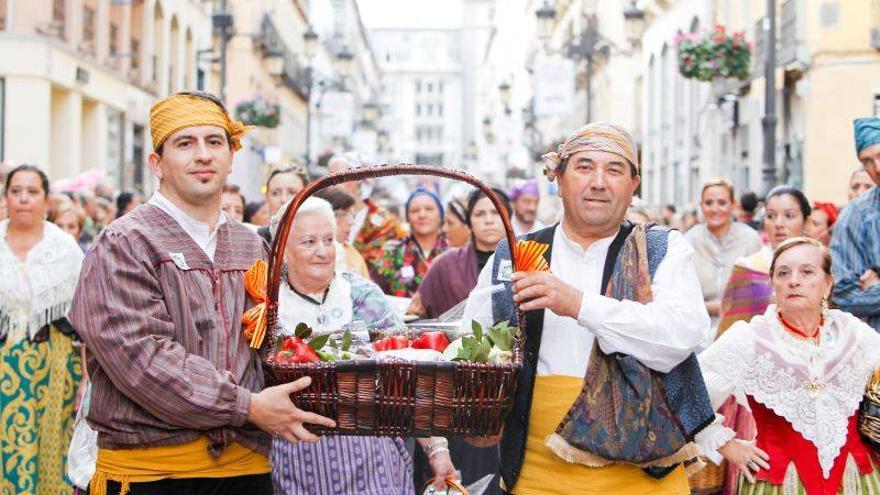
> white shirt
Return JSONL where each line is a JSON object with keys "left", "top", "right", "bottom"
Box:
{"left": 148, "top": 191, "right": 227, "bottom": 262}
{"left": 461, "top": 224, "right": 711, "bottom": 376}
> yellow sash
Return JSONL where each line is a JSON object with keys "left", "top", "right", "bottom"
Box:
{"left": 90, "top": 436, "right": 269, "bottom": 495}
{"left": 511, "top": 375, "right": 690, "bottom": 495}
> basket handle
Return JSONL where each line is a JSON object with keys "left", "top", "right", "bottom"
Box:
{"left": 420, "top": 476, "right": 470, "bottom": 494}
{"left": 264, "top": 164, "right": 522, "bottom": 343}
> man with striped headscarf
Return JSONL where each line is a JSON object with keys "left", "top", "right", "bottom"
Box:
{"left": 462, "top": 122, "right": 716, "bottom": 494}
{"left": 70, "top": 91, "right": 334, "bottom": 495}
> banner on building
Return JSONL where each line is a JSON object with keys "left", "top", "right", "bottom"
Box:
{"left": 321, "top": 91, "right": 355, "bottom": 137}
{"left": 534, "top": 56, "right": 575, "bottom": 117}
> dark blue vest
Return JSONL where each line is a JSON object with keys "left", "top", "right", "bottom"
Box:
{"left": 491, "top": 222, "right": 713, "bottom": 491}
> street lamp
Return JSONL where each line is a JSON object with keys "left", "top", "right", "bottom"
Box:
{"left": 265, "top": 51, "right": 284, "bottom": 77}
{"left": 623, "top": 2, "right": 646, "bottom": 44}
{"left": 336, "top": 46, "right": 354, "bottom": 79}
{"left": 535, "top": 1, "right": 556, "bottom": 43}
{"left": 303, "top": 26, "right": 318, "bottom": 58}
{"left": 362, "top": 101, "right": 379, "bottom": 125}
{"left": 581, "top": 0, "right": 598, "bottom": 15}
{"left": 302, "top": 27, "right": 319, "bottom": 166}
{"left": 498, "top": 81, "right": 512, "bottom": 113}
{"left": 482, "top": 116, "right": 493, "bottom": 143}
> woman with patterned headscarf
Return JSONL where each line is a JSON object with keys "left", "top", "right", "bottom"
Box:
{"left": 371, "top": 188, "right": 448, "bottom": 297}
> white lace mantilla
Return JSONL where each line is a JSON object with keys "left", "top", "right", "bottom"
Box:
{"left": 699, "top": 306, "right": 880, "bottom": 479}
{"left": 0, "top": 221, "right": 84, "bottom": 341}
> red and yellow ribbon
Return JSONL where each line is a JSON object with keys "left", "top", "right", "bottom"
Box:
{"left": 242, "top": 259, "right": 268, "bottom": 349}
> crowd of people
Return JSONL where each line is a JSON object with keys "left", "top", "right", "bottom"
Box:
{"left": 1, "top": 89, "right": 880, "bottom": 495}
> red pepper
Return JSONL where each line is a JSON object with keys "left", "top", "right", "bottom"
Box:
{"left": 411, "top": 331, "right": 450, "bottom": 352}
{"left": 281, "top": 336, "right": 305, "bottom": 351}
{"left": 275, "top": 342, "right": 319, "bottom": 363}
{"left": 373, "top": 335, "right": 410, "bottom": 352}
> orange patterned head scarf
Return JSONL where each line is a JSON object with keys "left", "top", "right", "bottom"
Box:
{"left": 149, "top": 92, "right": 252, "bottom": 152}
{"left": 541, "top": 122, "right": 639, "bottom": 176}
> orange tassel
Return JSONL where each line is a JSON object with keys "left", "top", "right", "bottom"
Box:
{"left": 242, "top": 259, "right": 269, "bottom": 349}
{"left": 514, "top": 240, "right": 550, "bottom": 272}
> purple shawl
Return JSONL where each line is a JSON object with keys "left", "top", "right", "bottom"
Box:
{"left": 417, "top": 244, "right": 479, "bottom": 319}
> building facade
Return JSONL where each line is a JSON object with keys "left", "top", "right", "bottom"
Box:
{"left": 368, "top": 0, "right": 494, "bottom": 171}
{"left": 0, "top": 0, "right": 210, "bottom": 192}
{"left": 641, "top": 0, "right": 880, "bottom": 208}
{"left": 217, "top": 0, "right": 313, "bottom": 199}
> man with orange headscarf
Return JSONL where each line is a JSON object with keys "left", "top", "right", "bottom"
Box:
{"left": 70, "top": 91, "right": 334, "bottom": 495}
{"left": 462, "top": 122, "right": 717, "bottom": 495}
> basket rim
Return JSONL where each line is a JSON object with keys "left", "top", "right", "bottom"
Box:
{"left": 263, "top": 164, "right": 527, "bottom": 347}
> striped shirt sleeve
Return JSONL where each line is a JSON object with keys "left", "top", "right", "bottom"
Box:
{"left": 70, "top": 229, "right": 251, "bottom": 430}
{"left": 830, "top": 194, "right": 880, "bottom": 318}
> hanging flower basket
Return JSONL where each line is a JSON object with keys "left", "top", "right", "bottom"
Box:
{"left": 235, "top": 98, "right": 281, "bottom": 128}
{"left": 675, "top": 25, "right": 751, "bottom": 82}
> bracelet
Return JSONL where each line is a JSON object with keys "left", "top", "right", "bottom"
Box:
{"left": 427, "top": 447, "right": 449, "bottom": 460}
{"left": 423, "top": 438, "right": 448, "bottom": 457}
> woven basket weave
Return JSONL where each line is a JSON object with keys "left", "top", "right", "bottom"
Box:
{"left": 262, "top": 164, "right": 525, "bottom": 437}
{"left": 859, "top": 368, "right": 880, "bottom": 447}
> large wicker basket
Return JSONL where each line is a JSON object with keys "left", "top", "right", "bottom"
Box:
{"left": 262, "top": 164, "right": 525, "bottom": 437}
{"left": 859, "top": 368, "right": 880, "bottom": 447}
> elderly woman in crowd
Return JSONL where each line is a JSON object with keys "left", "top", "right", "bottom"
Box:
{"left": 314, "top": 187, "right": 370, "bottom": 278}
{"left": 270, "top": 196, "right": 456, "bottom": 494}
{"left": 710, "top": 184, "right": 812, "bottom": 495}
{"left": 258, "top": 164, "right": 309, "bottom": 242}
{"left": 805, "top": 201, "right": 839, "bottom": 247}
{"left": 0, "top": 165, "right": 84, "bottom": 494}
{"left": 684, "top": 179, "right": 762, "bottom": 325}
{"left": 696, "top": 237, "right": 880, "bottom": 494}
{"left": 53, "top": 202, "right": 90, "bottom": 252}
{"left": 442, "top": 196, "right": 471, "bottom": 248}
{"left": 372, "top": 188, "right": 448, "bottom": 297}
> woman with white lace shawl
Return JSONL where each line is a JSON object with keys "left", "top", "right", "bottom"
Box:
{"left": 696, "top": 237, "right": 880, "bottom": 495}
{"left": 0, "top": 165, "right": 85, "bottom": 494}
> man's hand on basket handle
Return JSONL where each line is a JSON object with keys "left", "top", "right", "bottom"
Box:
{"left": 247, "top": 377, "right": 336, "bottom": 445}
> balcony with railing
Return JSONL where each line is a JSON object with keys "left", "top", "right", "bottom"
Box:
{"left": 259, "top": 14, "right": 310, "bottom": 101}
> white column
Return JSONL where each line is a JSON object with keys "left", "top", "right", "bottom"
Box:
{"left": 120, "top": 1, "right": 132, "bottom": 72}
{"left": 4, "top": 77, "right": 52, "bottom": 169}
{"left": 50, "top": 89, "right": 83, "bottom": 179}
{"left": 96, "top": 0, "right": 110, "bottom": 63}
{"left": 69, "top": 0, "right": 84, "bottom": 49}
{"left": 81, "top": 101, "right": 107, "bottom": 174}
{"left": 157, "top": 15, "right": 170, "bottom": 96}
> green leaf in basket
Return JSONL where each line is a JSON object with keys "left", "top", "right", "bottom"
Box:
{"left": 487, "top": 321, "right": 518, "bottom": 352}
{"left": 472, "top": 319, "right": 483, "bottom": 342}
{"left": 315, "top": 349, "right": 337, "bottom": 362}
{"left": 308, "top": 334, "right": 330, "bottom": 351}
{"left": 329, "top": 338, "right": 338, "bottom": 350}
{"left": 295, "top": 322, "right": 313, "bottom": 339}
{"left": 455, "top": 333, "right": 492, "bottom": 363}
{"left": 341, "top": 330, "right": 352, "bottom": 352}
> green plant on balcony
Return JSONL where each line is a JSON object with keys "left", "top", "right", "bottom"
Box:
{"left": 675, "top": 25, "right": 751, "bottom": 82}
{"left": 235, "top": 98, "right": 280, "bottom": 128}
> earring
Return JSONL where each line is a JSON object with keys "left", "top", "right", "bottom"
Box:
{"left": 821, "top": 296, "right": 830, "bottom": 320}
